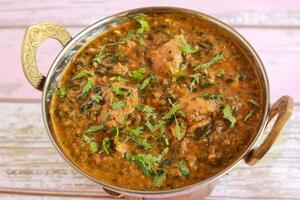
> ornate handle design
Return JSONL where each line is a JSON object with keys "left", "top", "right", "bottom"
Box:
{"left": 244, "top": 96, "right": 294, "bottom": 165}
{"left": 21, "top": 23, "right": 72, "bottom": 90}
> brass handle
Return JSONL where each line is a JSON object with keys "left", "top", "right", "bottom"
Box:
{"left": 244, "top": 96, "right": 294, "bottom": 165}
{"left": 21, "top": 23, "right": 72, "bottom": 91}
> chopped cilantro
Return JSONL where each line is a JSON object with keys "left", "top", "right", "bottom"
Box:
{"left": 102, "top": 137, "right": 110, "bottom": 155}
{"left": 248, "top": 99, "right": 260, "bottom": 107}
{"left": 82, "top": 77, "right": 94, "bottom": 97}
{"left": 112, "top": 84, "right": 128, "bottom": 96}
{"left": 194, "top": 53, "right": 224, "bottom": 70}
{"left": 178, "top": 160, "right": 190, "bottom": 176}
{"left": 137, "top": 74, "right": 154, "bottom": 90}
{"left": 127, "top": 153, "right": 162, "bottom": 176}
{"left": 112, "top": 100, "right": 125, "bottom": 110}
{"left": 217, "top": 69, "right": 225, "bottom": 78}
{"left": 93, "top": 46, "right": 106, "bottom": 65}
{"left": 223, "top": 105, "right": 237, "bottom": 128}
{"left": 163, "top": 104, "right": 182, "bottom": 120}
{"left": 145, "top": 120, "right": 166, "bottom": 132}
{"left": 153, "top": 172, "right": 166, "bottom": 187}
{"left": 189, "top": 73, "right": 202, "bottom": 92}
{"left": 72, "top": 70, "right": 94, "bottom": 80}
{"left": 127, "top": 126, "right": 152, "bottom": 150}
{"left": 56, "top": 87, "right": 66, "bottom": 98}
{"left": 91, "top": 94, "right": 103, "bottom": 104}
{"left": 174, "top": 116, "right": 184, "bottom": 140}
{"left": 81, "top": 135, "right": 99, "bottom": 154}
{"left": 128, "top": 67, "right": 146, "bottom": 81}
{"left": 244, "top": 110, "right": 255, "bottom": 122}
{"left": 177, "top": 34, "right": 199, "bottom": 54}
{"left": 110, "top": 76, "right": 129, "bottom": 83}
{"left": 137, "top": 104, "right": 157, "bottom": 118}
{"left": 87, "top": 125, "right": 104, "bottom": 132}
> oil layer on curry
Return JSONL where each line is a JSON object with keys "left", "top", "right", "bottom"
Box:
{"left": 50, "top": 11, "right": 263, "bottom": 190}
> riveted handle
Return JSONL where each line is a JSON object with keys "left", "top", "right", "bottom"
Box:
{"left": 244, "top": 96, "right": 294, "bottom": 165}
{"left": 21, "top": 23, "right": 72, "bottom": 91}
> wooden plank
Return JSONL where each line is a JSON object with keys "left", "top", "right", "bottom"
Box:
{"left": 1, "top": 27, "right": 299, "bottom": 102}
{"left": 0, "top": 0, "right": 300, "bottom": 27}
{"left": 0, "top": 102, "right": 299, "bottom": 199}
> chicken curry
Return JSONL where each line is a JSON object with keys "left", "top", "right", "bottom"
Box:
{"left": 50, "top": 11, "right": 264, "bottom": 190}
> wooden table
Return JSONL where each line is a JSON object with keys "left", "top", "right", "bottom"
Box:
{"left": 0, "top": 1, "right": 299, "bottom": 199}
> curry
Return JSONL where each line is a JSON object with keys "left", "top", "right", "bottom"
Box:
{"left": 50, "top": 11, "right": 264, "bottom": 190}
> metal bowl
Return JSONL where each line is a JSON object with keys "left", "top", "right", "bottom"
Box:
{"left": 21, "top": 7, "right": 294, "bottom": 200}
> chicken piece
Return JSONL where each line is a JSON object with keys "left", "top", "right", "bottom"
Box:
{"left": 111, "top": 63, "right": 128, "bottom": 76}
{"left": 99, "top": 82, "right": 139, "bottom": 127}
{"left": 169, "top": 119, "right": 187, "bottom": 140}
{"left": 151, "top": 36, "right": 183, "bottom": 76}
{"left": 178, "top": 93, "right": 218, "bottom": 120}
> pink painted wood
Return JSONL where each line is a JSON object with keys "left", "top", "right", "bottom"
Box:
{"left": 0, "top": 1, "right": 299, "bottom": 199}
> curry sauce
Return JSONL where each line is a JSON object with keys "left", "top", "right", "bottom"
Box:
{"left": 50, "top": 11, "right": 264, "bottom": 190}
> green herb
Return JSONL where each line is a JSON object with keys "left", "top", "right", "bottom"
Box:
{"left": 102, "top": 137, "right": 110, "bottom": 155}
{"left": 112, "top": 127, "right": 120, "bottom": 139}
{"left": 216, "top": 69, "right": 225, "bottom": 78}
{"left": 145, "top": 120, "right": 166, "bottom": 132}
{"left": 56, "top": 87, "right": 66, "bottom": 98}
{"left": 125, "top": 31, "right": 136, "bottom": 41}
{"left": 223, "top": 105, "right": 237, "bottom": 128}
{"left": 153, "top": 172, "right": 166, "bottom": 187}
{"left": 194, "top": 53, "right": 224, "bottom": 70}
{"left": 178, "top": 160, "right": 190, "bottom": 176}
{"left": 127, "top": 153, "right": 162, "bottom": 176}
{"left": 128, "top": 67, "right": 146, "bottom": 81}
{"left": 135, "top": 137, "right": 152, "bottom": 150}
{"left": 112, "top": 84, "right": 128, "bottom": 96}
{"left": 177, "top": 34, "right": 199, "bottom": 54}
{"left": 93, "top": 46, "right": 106, "bottom": 65}
{"left": 163, "top": 104, "right": 181, "bottom": 120}
{"left": 189, "top": 73, "right": 202, "bottom": 92}
{"left": 89, "top": 142, "right": 99, "bottom": 154}
{"left": 133, "top": 14, "right": 150, "bottom": 34}
{"left": 162, "top": 147, "right": 169, "bottom": 156}
{"left": 174, "top": 71, "right": 189, "bottom": 78}
{"left": 127, "top": 126, "right": 152, "bottom": 150}
{"left": 102, "top": 111, "right": 110, "bottom": 123}
{"left": 87, "top": 125, "right": 104, "bottom": 132}
{"left": 248, "top": 99, "right": 260, "bottom": 107}
{"left": 110, "top": 76, "right": 129, "bottom": 83}
{"left": 135, "top": 158, "right": 152, "bottom": 176}
{"left": 72, "top": 70, "right": 94, "bottom": 80}
{"left": 137, "top": 74, "right": 154, "bottom": 90}
{"left": 164, "top": 137, "right": 169, "bottom": 146}
{"left": 201, "top": 93, "right": 223, "bottom": 100}
{"left": 82, "top": 77, "right": 94, "bottom": 97}
{"left": 125, "top": 13, "right": 150, "bottom": 46}
{"left": 244, "top": 110, "right": 255, "bottom": 122}
{"left": 81, "top": 135, "right": 99, "bottom": 154}
{"left": 110, "top": 51, "right": 123, "bottom": 63}
{"left": 174, "top": 116, "right": 184, "bottom": 140}
{"left": 91, "top": 94, "right": 103, "bottom": 104}
{"left": 112, "top": 100, "right": 125, "bottom": 110}
{"left": 137, "top": 104, "right": 157, "bottom": 118}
